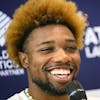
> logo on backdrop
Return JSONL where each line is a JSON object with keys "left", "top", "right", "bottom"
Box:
{"left": 0, "top": 11, "right": 25, "bottom": 77}
{"left": 0, "top": 11, "right": 11, "bottom": 46}
{"left": 84, "top": 26, "right": 100, "bottom": 58}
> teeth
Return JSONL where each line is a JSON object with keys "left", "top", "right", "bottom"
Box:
{"left": 50, "top": 69, "right": 70, "bottom": 75}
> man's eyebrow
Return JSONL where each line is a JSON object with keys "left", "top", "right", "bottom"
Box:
{"left": 37, "top": 39, "right": 76, "bottom": 47}
{"left": 37, "top": 41, "right": 55, "bottom": 46}
{"left": 65, "top": 39, "right": 76, "bottom": 43}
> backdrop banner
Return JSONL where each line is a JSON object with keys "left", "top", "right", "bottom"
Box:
{"left": 0, "top": 0, "right": 100, "bottom": 99}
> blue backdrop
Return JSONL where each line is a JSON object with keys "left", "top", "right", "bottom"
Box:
{"left": 0, "top": 0, "right": 100, "bottom": 100}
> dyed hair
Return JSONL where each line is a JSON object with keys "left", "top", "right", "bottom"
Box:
{"left": 5, "top": 0, "right": 88, "bottom": 67}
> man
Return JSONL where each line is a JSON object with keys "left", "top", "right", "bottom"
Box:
{"left": 6, "top": 0, "right": 88, "bottom": 100}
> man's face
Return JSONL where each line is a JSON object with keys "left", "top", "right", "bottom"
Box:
{"left": 21, "top": 24, "right": 81, "bottom": 95}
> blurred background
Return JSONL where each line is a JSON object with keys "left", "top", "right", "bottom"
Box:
{"left": 0, "top": 0, "right": 100, "bottom": 99}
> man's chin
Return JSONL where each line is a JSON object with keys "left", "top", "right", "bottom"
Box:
{"left": 32, "top": 78, "right": 71, "bottom": 96}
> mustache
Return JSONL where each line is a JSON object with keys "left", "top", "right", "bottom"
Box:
{"left": 43, "top": 61, "right": 77, "bottom": 71}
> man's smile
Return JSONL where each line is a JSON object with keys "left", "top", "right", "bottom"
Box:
{"left": 44, "top": 64, "right": 75, "bottom": 84}
{"left": 50, "top": 68, "right": 73, "bottom": 83}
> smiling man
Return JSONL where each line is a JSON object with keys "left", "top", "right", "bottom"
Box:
{"left": 6, "top": 0, "right": 88, "bottom": 100}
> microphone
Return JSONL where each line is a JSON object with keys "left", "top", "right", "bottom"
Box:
{"left": 66, "top": 80, "right": 87, "bottom": 100}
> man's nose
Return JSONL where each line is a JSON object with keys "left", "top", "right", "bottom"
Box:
{"left": 52, "top": 49, "right": 72, "bottom": 63}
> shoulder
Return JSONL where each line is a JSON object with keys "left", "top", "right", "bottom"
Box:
{"left": 86, "top": 89, "right": 100, "bottom": 100}
{"left": 7, "top": 89, "right": 28, "bottom": 100}
{"left": 87, "top": 96, "right": 100, "bottom": 100}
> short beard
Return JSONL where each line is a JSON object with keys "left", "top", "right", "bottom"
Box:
{"left": 32, "top": 77, "right": 69, "bottom": 96}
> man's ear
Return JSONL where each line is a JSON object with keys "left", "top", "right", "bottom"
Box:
{"left": 18, "top": 52, "right": 29, "bottom": 69}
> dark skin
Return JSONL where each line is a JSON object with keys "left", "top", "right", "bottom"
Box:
{"left": 19, "top": 24, "right": 81, "bottom": 100}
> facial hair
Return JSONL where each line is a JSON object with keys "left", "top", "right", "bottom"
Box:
{"left": 31, "top": 62, "right": 79, "bottom": 96}
{"left": 32, "top": 76, "right": 69, "bottom": 96}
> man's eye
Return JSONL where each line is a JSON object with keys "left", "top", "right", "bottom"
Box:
{"left": 65, "top": 46, "right": 78, "bottom": 52}
{"left": 39, "top": 47, "right": 54, "bottom": 53}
